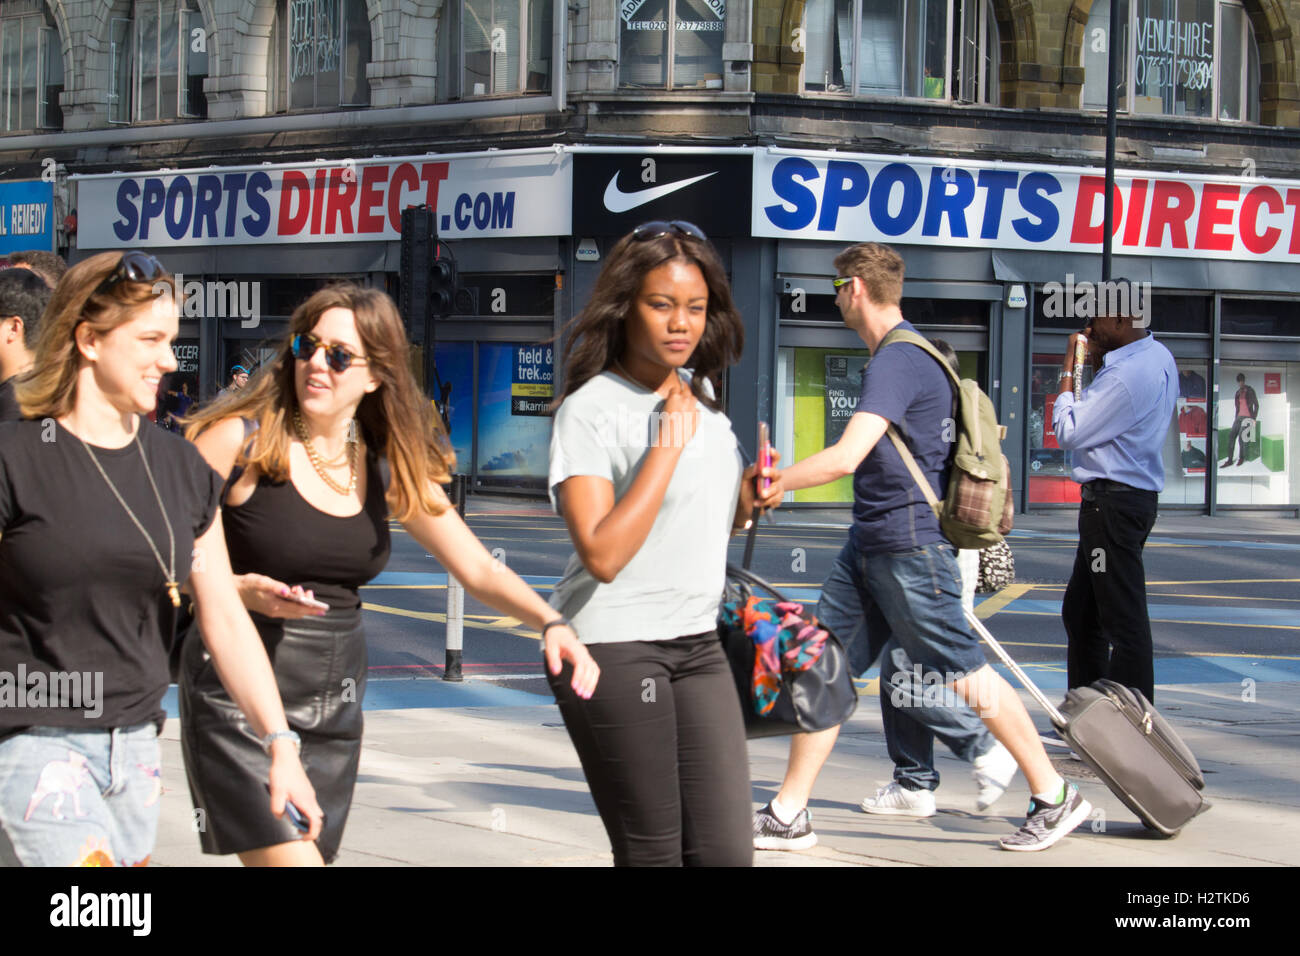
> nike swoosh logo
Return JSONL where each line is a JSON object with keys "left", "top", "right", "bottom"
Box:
{"left": 602, "top": 171, "right": 718, "bottom": 214}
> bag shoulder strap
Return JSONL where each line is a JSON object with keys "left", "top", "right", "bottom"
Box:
{"left": 886, "top": 426, "right": 942, "bottom": 520}
{"left": 220, "top": 417, "right": 259, "bottom": 505}
{"left": 878, "top": 326, "right": 961, "bottom": 394}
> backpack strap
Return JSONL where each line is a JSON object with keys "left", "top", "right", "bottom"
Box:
{"left": 220, "top": 417, "right": 259, "bottom": 505}
{"left": 886, "top": 426, "right": 943, "bottom": 521}
{"left": 876, "top": 326, "right": 956, "bottom": 520}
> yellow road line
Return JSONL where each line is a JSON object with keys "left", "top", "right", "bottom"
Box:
{"left": 994, "top": 609, "right": 1300, "bottom": 631}
{"left": 1034, "top": 578, "right": 1300, "bottom": 587}
{"left": 974, "top": 582, "right": 1035, "bottom": 619}
{"left": 361, "top": 602, "right": 537, "bottom": 639}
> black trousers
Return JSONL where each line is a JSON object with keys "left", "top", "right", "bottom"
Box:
{"left": 1225, "top": 415, "right": 1250, "bottom": 463}
{"left": 547, "top": 631, "right": 752, "bottom": 867}
{"left": 1062, "top": 483, "right": 1159, "bottom": 702}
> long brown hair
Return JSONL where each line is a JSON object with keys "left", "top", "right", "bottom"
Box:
{"left": 183, "top": 284, "right": 454, "bottom": 522}
{"left": 554, "top": 229, "right": 743, "bottom": 411}
{"left": 16, "top": 251, "right": 178, "bottom": 419}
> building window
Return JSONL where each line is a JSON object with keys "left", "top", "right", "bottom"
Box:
{"left": 1081, "top": 0, "right": 1260, "bottom": 122}
{"left": 619, "top": 0, "right": 726, "bottom": 90}
{"left": 109, "top": 0, "right": 208, "bottom": 123}
{"left": 268, "top": 0, "right": 371, "bottom": 112}
{"left": 440, "top": 0, "right": 552, "bottom": 98}
{"left": 953, "top": 0, "right": 998, "bottom": 103}
{"left": 801, "top": 0, "right": 952, "bottom": 99}
{"left": 0, "top": 6, "right": 63, "bottom": 131}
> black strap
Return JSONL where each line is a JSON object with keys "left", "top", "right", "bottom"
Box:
{"left": 220, "top": 417, "right": 259, "bottom": 505}
{"left": 740, "top": 505, "right": 760, "bottom": 570}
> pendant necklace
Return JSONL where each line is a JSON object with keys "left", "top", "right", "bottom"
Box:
{"left": 75, "top": 427, "right": 180, "bottom": 607}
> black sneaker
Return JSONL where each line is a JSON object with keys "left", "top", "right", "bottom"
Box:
{"left": 999, "top": 783, "right": 1091, "bottom": 852}
{"left": 752, "top": 802, "right": 818, "bottom": 851}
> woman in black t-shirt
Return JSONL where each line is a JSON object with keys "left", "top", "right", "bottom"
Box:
{"left": 179, "top": 284, "right": 598, "bottom": 866}
{"left": 0, "top": 252, "right": 322, "bottom": 867}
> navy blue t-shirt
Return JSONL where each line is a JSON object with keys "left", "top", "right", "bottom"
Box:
{"left": 850, "top": 322, "right": 955, "bottom": 553}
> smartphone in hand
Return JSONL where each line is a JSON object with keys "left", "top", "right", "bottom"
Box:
{"left": 263, "top": 781, "right": 318, "bottom": 834}
{"left": 757, "top": 421, "right": 772, "bottom": 494}
{"left": 283, "top": 588, "right": 329, "bottom": 611}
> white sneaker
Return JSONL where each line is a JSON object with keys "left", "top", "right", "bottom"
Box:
{"left": 860, "top": 782, "right": 936, "bottom": 817}
{"left": 972, "top": 742, "right": 1019, "bottom": 811}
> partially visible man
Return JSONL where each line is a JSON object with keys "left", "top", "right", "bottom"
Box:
{"left": 219, "top": 364, "right": 250, "bottom": 396}
{"left": 0, "top": 268, "right": 55, "bottom": 422}
{"left": 1054, "top": 294, "right": 1178, "bottom": 704}
{"left": 6, "top": 250, "right": 67, "bottom": 288}
{"left": 756, "top": 242, "right": 1090, "bottom": 853}
{"left": 1220, "top": 373, "right": 1259, "bottom": 468}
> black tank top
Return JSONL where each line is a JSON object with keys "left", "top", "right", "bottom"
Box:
{"left": 224, "top": 451, "right": 391, "bottom": 610}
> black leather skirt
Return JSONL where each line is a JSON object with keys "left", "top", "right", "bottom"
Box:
{"left": 178, "top": 606, "right": 367, "bottom": 863}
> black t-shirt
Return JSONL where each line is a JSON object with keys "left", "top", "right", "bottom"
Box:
{"left": 0, "top": 376, "right": 19, "bottom": 423}
{"left": 0, "top": 417, "right": 222, "bottom": 730}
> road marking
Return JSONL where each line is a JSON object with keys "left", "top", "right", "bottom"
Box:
{"left": 974, "top": 582, "right": 1034, "bottom": 619}
{"left": 361, "top": 602, "right": 538, "bottom": 639}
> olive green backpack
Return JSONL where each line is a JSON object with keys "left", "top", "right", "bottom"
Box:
{"left": 878, "top": 327, "right": 1014, "bottom": 550}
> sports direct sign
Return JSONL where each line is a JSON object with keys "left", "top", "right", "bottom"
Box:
{"left": 74, "top": 151, "right": 572, "bottom": 248}
{"left": 753, "top": 149, "right": 1300, "bottom": 262}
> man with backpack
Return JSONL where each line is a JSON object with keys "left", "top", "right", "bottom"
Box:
{"left": 753, "top": 242, "right": 1089, "bottom": 853}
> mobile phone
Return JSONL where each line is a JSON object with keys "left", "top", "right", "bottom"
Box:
{"left": 285, "top": 589, "right": 329, "bottom": 611}
{"left": 264, "top": 782, "right": 317, "bottom": 834}
{"left": 757, "top": 422, "right": 772, "bottom": 494}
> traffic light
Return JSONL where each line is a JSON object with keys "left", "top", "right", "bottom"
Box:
{"left": 431, "top": 247, "right": 456, "bottom": 318}
{"left": 399, "top": 205, "right": 434, "bottom": 343}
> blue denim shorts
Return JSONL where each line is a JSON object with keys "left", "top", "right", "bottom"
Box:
{"left": 0, "top": 724, "right": 161, "bottom": 867}
{"left": 817, "top": 539, "right": 989, "bottom": 680}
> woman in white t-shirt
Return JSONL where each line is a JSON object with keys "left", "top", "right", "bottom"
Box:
{"left": 547, "top": 220, "right": 782, "bottom": 866}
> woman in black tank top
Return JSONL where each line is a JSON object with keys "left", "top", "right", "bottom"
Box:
{"left": 179, "top": 284, "right": 599, "bottom": 866}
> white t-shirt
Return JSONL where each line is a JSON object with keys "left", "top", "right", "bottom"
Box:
{"left": 548, "top": 370, "right": 743, "bottom": 643}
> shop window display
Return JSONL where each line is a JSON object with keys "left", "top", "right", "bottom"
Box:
{"left": 1160, "top": 360, "right": 1209, "bottom": 504}
{"left": 1215, "top": 363, "right": 1294, "bottom": 506}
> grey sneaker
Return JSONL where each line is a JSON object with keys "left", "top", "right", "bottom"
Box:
{"left": 999, "top": 783, "right": 1091, "bottom": 852}
{"left": 972, "top": 742, "right": 1018, "bottom": 811}
{"left": 752, "top": 803, "right": 817, "bottom": 851}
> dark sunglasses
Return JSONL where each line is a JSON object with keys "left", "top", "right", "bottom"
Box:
{"left": 290, "top": 332, "right": 367, "bottom": 373}
{"left": 94, "top": 251, "right": 167, "bottom": 297}
{"left": 630, "top": 220, "right": 707, "bottom": 242}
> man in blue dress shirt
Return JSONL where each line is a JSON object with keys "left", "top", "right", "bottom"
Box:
{"left": 1053, "top": 301, "right": 1178, "bottom": 703}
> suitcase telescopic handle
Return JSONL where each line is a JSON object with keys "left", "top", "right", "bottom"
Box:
{"left": 963, "top": 607, "right": 1068, "bottom": 728}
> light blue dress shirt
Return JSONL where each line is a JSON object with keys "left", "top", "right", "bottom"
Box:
{"left": 1053, "top": 333, "right": 1179, "bottom": 492}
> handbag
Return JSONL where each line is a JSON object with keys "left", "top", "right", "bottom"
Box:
{"left": 717, "top": 510, "right": 858, "bottom": 738}
{"left": 976, "top": 539, "right": 1016, "bottom": 593}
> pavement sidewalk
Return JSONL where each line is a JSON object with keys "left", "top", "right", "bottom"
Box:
{"left": 150, "top": 676, "right": 1300, "bottom": 867}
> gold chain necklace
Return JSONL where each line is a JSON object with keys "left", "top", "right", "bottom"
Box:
{"left": 74, "top": 427, "right": 180, "bottom": 608}
{"left": 293, "top": 409, "right": 357, "bottom": 496}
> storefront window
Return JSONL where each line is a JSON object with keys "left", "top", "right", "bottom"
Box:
{"left": 1081, "top": 0, "right": 1260, "bottom": 123}
{"left": 619, "top": 0, "right": 726, "bottom": 90}
{"left": 1215, "top": 362, "right": 1297, "bottom": 507}
{"left": 0, "top": 4, "right": 64, "bottom": 131}
{"left": 801, "top": 0, "right": 955, "bottom": 99}
{"left": 432, "top": 341, "right": 475, "bottom": 470}
{"left": 268, "top": 0, "right": 370, "bottom": 112}
{"left": 475, "top": 342, "right": 552, "bottom": 488}
{"left": 1027, "top": 349, "right": 1087, "bottom": 504}
{"left": 1162, "top": 360, "right": 1208, "bottom": 504}
{"left": 776, "top": 340, "right": 982, "bottom": 504}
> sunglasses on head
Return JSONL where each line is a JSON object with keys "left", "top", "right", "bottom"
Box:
{"left": 94, "top": 251, "right": 167, "bottom": 297}
{"left": 630, "top": 220, "right": 707, "bottom": 242}
{"left": 290, "top": 332, "right": 367, "bottom": 373}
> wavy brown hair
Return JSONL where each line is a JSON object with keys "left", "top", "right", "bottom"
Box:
{"left": 184, "top": 284, "right": 454, "bottom": 522}
{"left": 554, "top": 229, "right": 744, "bottom": 411}
{"left": 17, "top": 251, "right": 178, "bottom": 419}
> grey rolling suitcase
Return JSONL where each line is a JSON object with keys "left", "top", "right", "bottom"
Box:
{"left": 964, "top": 609, "right": 1210, "bottom": 837}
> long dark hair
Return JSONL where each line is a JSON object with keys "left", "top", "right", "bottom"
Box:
{"left": 184, "top": 284, "right": 454, "bottom": 522}
{"left": 554, "top": 230, "right": 743, "bottom": 411}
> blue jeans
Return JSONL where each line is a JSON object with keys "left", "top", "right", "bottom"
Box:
{"left": 817, "top": 540, "right": 994, "bottom": 792}
{"left": 0, "top": 724, "right": 161, "bottom": 867}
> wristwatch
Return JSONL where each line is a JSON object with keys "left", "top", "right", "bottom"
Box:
{"left": 262, "top": 729, "right": 301, "bottom": 754}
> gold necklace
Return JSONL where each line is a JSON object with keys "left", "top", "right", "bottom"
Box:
{"left": 293, "top": 409, "right": 357, "bottom": 496}
{"left": 74, "top": 426, "right": 180, "bottom": 608}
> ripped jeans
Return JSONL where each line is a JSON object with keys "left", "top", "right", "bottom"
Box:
{"left": 0, "top": 724, "right": 161, "bottom": 867}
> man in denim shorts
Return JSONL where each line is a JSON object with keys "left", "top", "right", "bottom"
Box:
{"left": 752, "top": 242, "right": 1090, "bottom": 853}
